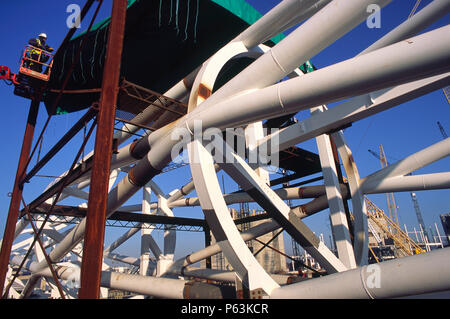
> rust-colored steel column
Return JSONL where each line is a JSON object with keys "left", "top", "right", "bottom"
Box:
{"left": 0, "top": 98, "right": 40, "bottom": 295}
{"left": 78, "top": 0, "right": 127, "bottom": 299}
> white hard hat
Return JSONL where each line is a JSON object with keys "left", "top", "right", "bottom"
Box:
{"left": 38, "top": 33, "right": 47, "bottom": 38}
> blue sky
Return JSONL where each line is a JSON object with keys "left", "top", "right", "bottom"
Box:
{"left": 0, "top": 1, "right": 449, "bottom": 260}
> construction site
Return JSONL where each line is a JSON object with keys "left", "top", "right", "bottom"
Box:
{"left": 0, "top": 0, "right": 449, "bottom": 300}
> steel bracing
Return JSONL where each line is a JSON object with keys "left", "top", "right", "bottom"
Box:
{"left": 1, "top": 0, "right": 450, "bottom": 299}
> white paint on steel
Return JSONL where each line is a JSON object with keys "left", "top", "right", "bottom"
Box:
{"left": 214, "top": 136, "right": 347, "bottom": 273}
{"left": 312, "top": 106, "right": 356, "bottom": 269}
{"left": 188, "top": 138, "right": 280, "bottom": 294}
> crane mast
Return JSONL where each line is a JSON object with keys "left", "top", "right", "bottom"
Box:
{"left": 368, "top": 145, "right": 429, "bottom": 240}
{"left": 378, "top": 145, "right": 400, "bottom": 229}
{"left": 410, "top": 192, "right": 429, "bottom": 242}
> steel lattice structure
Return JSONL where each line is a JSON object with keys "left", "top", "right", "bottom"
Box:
{"left": 1, "top": 0, "right": 450, "bottom": 299}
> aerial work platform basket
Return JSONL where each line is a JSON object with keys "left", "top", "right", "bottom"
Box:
{"left": 19, "top": 45, "right": 54, "bottom": 82}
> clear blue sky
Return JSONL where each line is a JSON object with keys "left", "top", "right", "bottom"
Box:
{"left": 0, "top": 1, "right": 449, "bottom": 260}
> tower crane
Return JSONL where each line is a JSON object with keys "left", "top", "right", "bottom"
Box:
{"left": 368, "top": 145, "right": 429, "bottom": 241}
{"left": 368, "top": 145, "right": 400, "bottom": 228}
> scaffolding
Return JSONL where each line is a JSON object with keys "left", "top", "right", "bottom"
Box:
{"left": 365, "top": 196, "right": 426, "bottom": 259}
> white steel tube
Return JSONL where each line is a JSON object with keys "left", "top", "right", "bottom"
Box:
{"left": 258, "top": 73, "right": 449, "bottom": 154}
{"left": 105, "top": 253, "right": 142, "bottom": 267}
{"left": 168, "top": 185, "right": 332, "bottom": 207}
{"left": 270, "top": 0, "right": 333, "bottom": 40}
{"left": 175, "top": 266, "right": 299, "bottom": 285}
{"left": 194, "top": 0, "right": 393, "bottom": 110}
{"left": 235, "top": 0, "right": 332, "bottom": 49}
{"left": 314, "top": 119, "right": 356, "bottom": 269}
{"left": 362, "top": 172, "right": 450, "bottom": 194}
{"left": 187, "top": 26, "right": 450, "bottom": 132}
{"left": 360, "top": 0, "right": 450, "bottom": 56}
{"left": 180, "top": 267, "right": 236, "bottom": 283}
{"left": 100, "top": 271, "right": 186, "bottom": 299}
{"left": 361, "top": 138, "right": 450, "bottom": 187}
{"left": 34, "top": 265, "right": 184, "bottom": 299}
{"left": 270, "top": 247, "right": 450, "bottom": 299}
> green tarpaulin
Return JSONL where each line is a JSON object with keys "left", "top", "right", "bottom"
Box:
{"left": 45, "top": 0, "right": 312, "bottom": 115}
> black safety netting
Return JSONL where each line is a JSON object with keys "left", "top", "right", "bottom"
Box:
{"left": 45, "top": 0, "right": 267, "bottom": 115}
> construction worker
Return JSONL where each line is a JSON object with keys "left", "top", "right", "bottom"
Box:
{"left": 26, "top": 33, "right": 54, "bottom": 72}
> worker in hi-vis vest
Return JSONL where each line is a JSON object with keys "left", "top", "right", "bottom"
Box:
{"left": 26, "top": 33, "right": 54, "bottom": 73}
